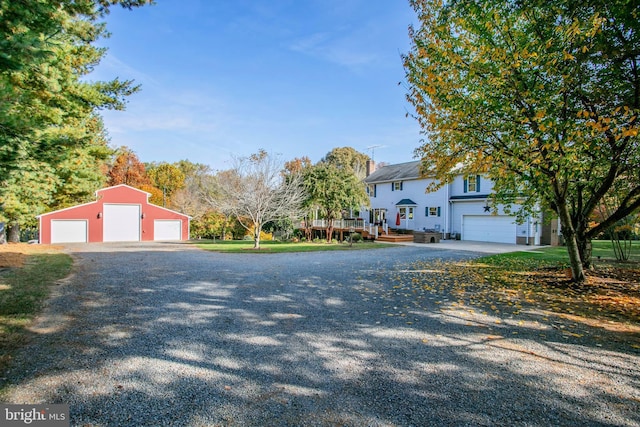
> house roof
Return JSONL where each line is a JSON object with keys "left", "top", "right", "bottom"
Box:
{"left": 364, "top": 161, "right": 421, "bottom": 183}
{"left": 396, "top": 199, "right": 417, "bottom": 206}
{"left": 96, "top": 183, "right": 151, "bottom": 198}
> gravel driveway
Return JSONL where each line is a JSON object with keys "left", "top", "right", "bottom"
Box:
{"left": 2, "top": 242, "right": 639, "bottom": 426}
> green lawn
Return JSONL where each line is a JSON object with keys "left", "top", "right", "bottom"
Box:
{"left": 478, "top": 239, "right": 640, "bottom": 269}
{"left": 192, "top": 239, "right": 394, "bottom": 253}
{"left": 0, "top": 251, "right": 73, "bottom": 378}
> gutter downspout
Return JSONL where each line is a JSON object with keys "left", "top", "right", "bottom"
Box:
{"left": 445, "top": 181, "right": 450, "bottom": 240}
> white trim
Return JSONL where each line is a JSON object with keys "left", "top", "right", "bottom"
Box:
{"left": 96, "top": 183, "right": 151, "bottom": 199}
{"left": 37, "top": 200, "right": 97, "bottom": 218}
{"left": 146, "top": 204, "right": 192, "bottom": 219}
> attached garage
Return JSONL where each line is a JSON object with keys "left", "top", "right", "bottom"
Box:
{"left": 462, "top": 215, "right": 517, "bottom": 244}
{"left": 38, "top": 184, "right": 190, "bottom": 244}
{"left": 51, "top": 220, "right": 88, "bottom": 243}
{"left": 154, "top": 220, "right": 182, "bottom": 240}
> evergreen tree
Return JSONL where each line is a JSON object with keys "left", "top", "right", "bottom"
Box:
{"left": 0, "top": 1, "right": 151, "bottom": 241}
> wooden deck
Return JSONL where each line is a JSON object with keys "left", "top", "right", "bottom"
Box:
{"left": 300, "top": 220, "right": 413, "bottom": 242}
{"left": 375, "top": 234, "right": 414, "bottom": 243}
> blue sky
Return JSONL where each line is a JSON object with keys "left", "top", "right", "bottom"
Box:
{"left": 93, "top": 0, "right": 421, "bottom": 171}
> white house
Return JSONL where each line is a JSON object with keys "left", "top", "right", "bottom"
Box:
{"left": 362, "top": 160, "right": 558, "bottom": 245}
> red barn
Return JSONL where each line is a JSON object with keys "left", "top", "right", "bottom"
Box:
{"left": 38, "top": 184, "right": 191, "bottom": 244}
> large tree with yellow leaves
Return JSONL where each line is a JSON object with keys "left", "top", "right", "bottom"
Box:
{"left": 404, "top": 0, "right": 640, "bottom": 282}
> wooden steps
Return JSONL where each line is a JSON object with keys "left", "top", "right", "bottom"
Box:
{"left": 376, "top": 233, "right": 414, "bottom": 243}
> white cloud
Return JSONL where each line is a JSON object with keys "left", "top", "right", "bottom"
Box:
{"left": 91, "top": 53, "right": 160, "bottom": 87}
{"left": 289, "top": 29, "right": 380, "bottom": 70}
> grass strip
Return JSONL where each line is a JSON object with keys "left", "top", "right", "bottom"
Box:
{"left": 192, "top": 239, "right": 395, "bottom": 253}
{"left": 478, "top": 240, "right": 640, "bottom": 269}
{"left": 0, "top": 252, "right": 73, "bottom": 375}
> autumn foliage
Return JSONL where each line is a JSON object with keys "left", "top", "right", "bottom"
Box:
{"left": 404, "top": 0, "right": 640, "bottom": 283}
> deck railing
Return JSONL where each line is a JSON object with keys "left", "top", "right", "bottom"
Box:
{"left": 304, "top": 219, "right": 365, "bottom": 229}
{"left": 299, "top": 219, "right": 388, "bottom": 236}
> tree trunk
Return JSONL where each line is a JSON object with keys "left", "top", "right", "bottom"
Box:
{"left": 326, "top": 223, "right": 334, "bottom": 243}
{"left": 7, "top": 222, "right": 20, "bottom": 243}
{"left": 576, "top": 236, "right": 593, "bottom": 270}
{"left": 253, "top": 221, "right": 262, "bottom": 249}
{"left": 556, "top": 202, "right": 586, "bottom": 283}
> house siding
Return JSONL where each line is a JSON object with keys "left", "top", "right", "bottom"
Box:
{"left": 363, "top": 161, "right": 546, "bottom": 245}
{"left": 365, "top": 175, "right": 448, "bottom": 232}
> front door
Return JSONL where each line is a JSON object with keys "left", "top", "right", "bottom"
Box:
{"left": 370, "top": 208, "right": 387, "bottom": 225}
{"left": 398, "top": 206, "right": 414, "bottom": 229}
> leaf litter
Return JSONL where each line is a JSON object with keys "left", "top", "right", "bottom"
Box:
{"left": 358, "top": 257, "right": 640, "bottom": 350}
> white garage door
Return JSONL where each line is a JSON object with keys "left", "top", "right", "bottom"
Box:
{"left": 154, "top": 220, "right": 181, "bottom": 240}
{"left": 103, "top": 204, "right": 140, "bottom": 242}
{"left": 51, "top": 220, "right": 87, "bottom": 243}
{"left": 462, "top": 215, "right": 517, "bottom": 244}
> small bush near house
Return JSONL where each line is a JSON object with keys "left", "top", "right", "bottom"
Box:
{"left": 350, "top": 233, "right": 363, "bottom": 243}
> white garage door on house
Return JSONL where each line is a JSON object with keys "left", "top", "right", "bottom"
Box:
{"left": 154, "top": 220, "right": 182, "bottom": 240}
{"left": 462, "top": 215, "right": 517, "bottom": 244}
{"left": 103, "top": 204, "right": 140, "bottom": 242}
{"left": 51, "top": 220, "right": 87, "bottom": 243}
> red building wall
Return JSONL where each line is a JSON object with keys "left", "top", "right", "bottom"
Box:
{"left": 38, "top": 184, "right": 190, "bottom": 244}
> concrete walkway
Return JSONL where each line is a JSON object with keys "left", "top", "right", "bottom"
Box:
{"left": 379, "top": 239, "right": 550, "bottom": 254}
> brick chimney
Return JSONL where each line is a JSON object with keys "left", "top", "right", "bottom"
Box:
{"left": 366, "top": 160, "right": 376, "bottom": 177}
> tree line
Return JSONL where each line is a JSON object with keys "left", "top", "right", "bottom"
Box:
{"left": 105, "top": 146, "right": 371, "bottom": 249}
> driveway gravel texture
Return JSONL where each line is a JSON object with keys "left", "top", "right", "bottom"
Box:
{"left": 2, "top": 242, "right": 639, "bottom": 426}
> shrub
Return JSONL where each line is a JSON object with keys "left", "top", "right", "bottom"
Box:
{"left": 244, "top": 225, "right": 273, "bottom": 242}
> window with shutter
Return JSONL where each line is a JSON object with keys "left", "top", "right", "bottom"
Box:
{"left": 466, "top": 175, "right": 478, "bottom": 192}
